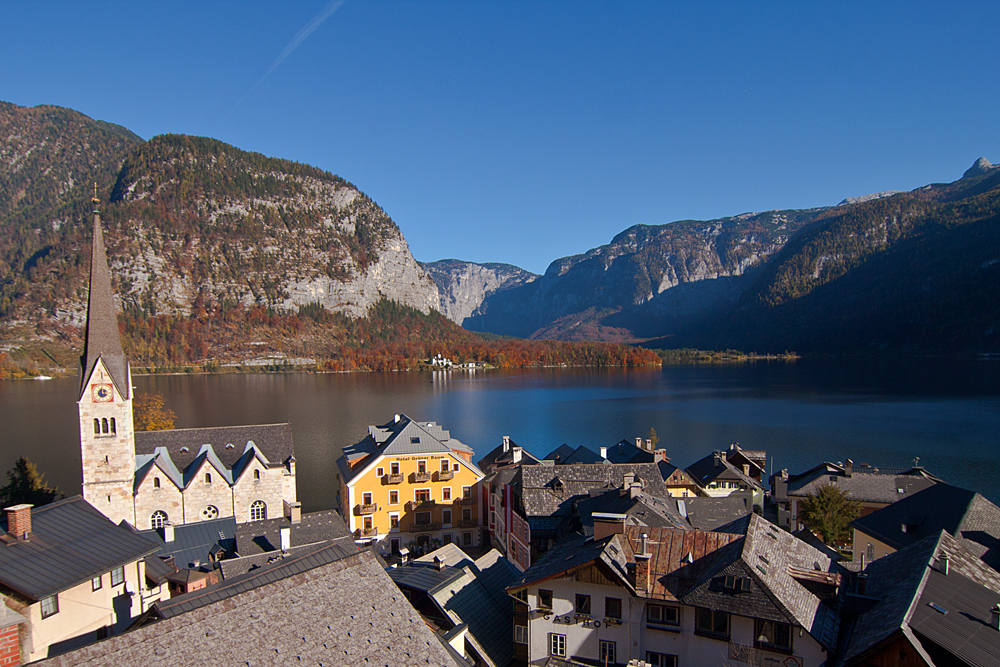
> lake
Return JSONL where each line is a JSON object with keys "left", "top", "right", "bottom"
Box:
{"left": 2, "top": 358, "right": 999, "bottom": 512}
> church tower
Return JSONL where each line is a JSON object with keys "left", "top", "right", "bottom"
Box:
{"left": 78, "top": 191, "right": 136, "bottom": 526}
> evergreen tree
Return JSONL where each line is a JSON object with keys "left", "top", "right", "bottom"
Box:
{"left": 0, "top": 457, "right": 61, "bottom": 507}
{"left": 799, "top": 484, "right": 860, "bottom": 545}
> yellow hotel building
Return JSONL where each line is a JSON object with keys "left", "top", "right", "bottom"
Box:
{"left": 336, "top": 414, "right": 484, "bottom": 553}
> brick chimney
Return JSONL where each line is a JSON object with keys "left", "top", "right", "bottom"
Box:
{"left": 845, "top": 459, "right": 853, "bottom": 478}
{"left": 4, "top": 505, "right": 32, "bottom": 540}
{"left": 0, "top": 598, "right": 26, "bottom": 667}
{"left": 634, "top": 533, "right": 651, "bottom": 595}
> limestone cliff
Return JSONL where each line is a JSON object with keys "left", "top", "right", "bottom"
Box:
{"left": 420, "top": 259, "right": 537, "bottom": 324}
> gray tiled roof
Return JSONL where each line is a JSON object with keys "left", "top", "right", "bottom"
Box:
{"left": 787, "top": 463, "right": 939, "bottom": 504}
{"left": 0, "top": 496, "right": 159, "bottom": 601}
{"left": 477, "top": 439, "right": 541, "bottom": 470}
{"left": 39, "top": 545, "right": 464, "bottom": 667}
{"left": 234, "top": 509, "right": 350, "bottom": 556}
{"left": 679, "top": 495, "right": 753, "bottom": 531}
{"left": 135, "top": 423, "right": 294, "bottom": 473}
{"left": 137, "top": 516, "right": 237, "bottom": 569}
{"left": 543, "top": 444, "right": 576, "bottom": 462}
{"left": 685, "top": 452, "right": 763, "bottom": 490}
{"left": 577, "top": 488, "right": 690, "bottom": 536}
{"left": 519, "top": 463, "right": 670, "bottom": 519}
{"left": 79, "top": 212, "right": 129, "bottom": 400}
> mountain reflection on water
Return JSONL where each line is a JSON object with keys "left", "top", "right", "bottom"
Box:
{"left": 2, "top": 358, "right": 998, "bottom": 511}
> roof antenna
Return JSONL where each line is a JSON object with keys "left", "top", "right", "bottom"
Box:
{"left": 913, "top": 456, "right": 920, "bottom": 468}
{"left": 91, "top": 182, "right": 100, "bottom": 205}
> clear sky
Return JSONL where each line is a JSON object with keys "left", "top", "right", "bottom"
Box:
{"left": 4, "top": 1, "right": 998, "bottom": 274}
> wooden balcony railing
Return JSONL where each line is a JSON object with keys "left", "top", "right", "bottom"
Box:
{"left": 412, "top": 471, "right": 432, "bottom": 483}
{"left": 405, "top": 500, "right": 436, "bottom": 511}
{"left": 407, "top": 522, "right": 441, "bottom": 533}
{"left": 436, "top": 469, "right": 455, "bottom": 481}
{"left": 355, "top": 526, "right": 378, "bottom": 538}
{"left": 457, "top": 519, "right": 479, "bottom": 529}
{"left": 458, "top": 496, "right": 476, "bottom": 506}
{"left": 355, "top": 503, "right": 377, "bottom": 515}
{"left": 386, "top": 473, "right": 404, "bottom": 484}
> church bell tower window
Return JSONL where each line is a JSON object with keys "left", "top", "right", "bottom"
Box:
{"left": 94, "top": 419, "right": 100, "bottom": 435}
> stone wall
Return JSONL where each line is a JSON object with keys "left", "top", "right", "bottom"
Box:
{"left": 232, "top": 462, "right": 286, "bottom": 523}
{"left": 132, "top": 467, "right": 184, "bottom": 529}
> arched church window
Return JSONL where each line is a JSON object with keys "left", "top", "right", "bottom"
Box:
{"left": 205, "top": 473, "right": 212, "bottom": 484}
{"left": 201, "top": 506, "right": 219, "bottom": 520}
{"left": 101, "top": 418, "right": 109, "bottom": 434}
{"left": 253, "top": 469, "right": 261, "bottom": 480}
{"left": 150, "top": 511, "right": 168, "bottom": 529}
{"left": 249, "top": 501, "right": 266, "bottom": 522}
{"left": 153, "top": 477, "right": 160, "bottom": 488}
{"left": 94, "top": 419, "right": 100, "bottom": 435}
{"left": 110, "top": 418, "right": 116, "bottom": 434}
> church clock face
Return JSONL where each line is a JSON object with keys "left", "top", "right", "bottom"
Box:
{"left": 92, "top": 384, "right": 113, "bottom": 402}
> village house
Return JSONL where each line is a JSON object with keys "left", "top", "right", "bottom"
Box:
{"left": 849, "top": 482, "right": 1000, "bottom": 569}
{"left": 656, "top": 461, "right": 702, "bottom": 498}
{"left": 507, "top": 514, "right": 839, "bottom": 667}
{"left": 336, "top": 414, "right": 485, "bottom": 553}
{"left": 684, "top": 451, "right": 764, "bottom": 510}
{"left": 78, "top": 204, "right": 298, "bottom": 531}
{"left": 770, "top": 460, "right": 942, "bottom": 532}
{"left": 0, "top": 499, "right": 164, "bottom": 663}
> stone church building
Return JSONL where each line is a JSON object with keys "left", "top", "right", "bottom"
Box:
{"left": 78, "top": 202, "right": 298, "bottom": 530}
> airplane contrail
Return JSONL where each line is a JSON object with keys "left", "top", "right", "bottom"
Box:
{"left": 232, "top": 0, "right": 346, "bottom": 112}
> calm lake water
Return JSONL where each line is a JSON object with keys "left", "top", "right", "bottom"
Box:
{"left": 2, "top": 359, "right": 999, "bottom": 511}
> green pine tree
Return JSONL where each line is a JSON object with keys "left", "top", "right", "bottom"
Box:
{"left": 0, "top": 457, "right": 61, "bottom": 507}
{"left": 799, "top": 484, "right": 860, "bottom": 545}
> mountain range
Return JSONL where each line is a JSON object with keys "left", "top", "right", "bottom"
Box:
{"left": 2, "top": 99, "right": 998, "bottom": 364}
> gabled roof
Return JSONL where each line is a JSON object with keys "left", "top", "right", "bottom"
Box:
{"left": 786, "top": 462, "right": 940, "bottom": 504}
{"left": 658, "top": 460, "right": 700, "bottom": 488}
{"left": 685, "top": 452, "right": 763, "bottom": 490}
{"left": 0, "top": 496, "right": 159, "bottom": 601}
{"left": 477, "top": 439, "right": 541, "bottom": 471}
{"left": 340, "top": 415, "right": 481, "bottom": 484}
{"left": 39, "top": 544, "right": 465, "bottom": 667}
{"left": 850, "top": 483, "right": 1000, "bottom": 570}
{"left": 519, "top": 463, "right": 671, "bottom": 519}
{"left": 135, "top": 423, "right": 293, "bottom": 476}
{"left": 136, "top": 516, "right": 237, "bottom": 570}
{"left": 577, "top": 488, "right": 690, "bottom": 535}
{"left": 234, "top": 509, "right": 350, "bottom": 556}
{"left": 543, "top": 444, "right": 577, "bottom": 463}
{"left": 679, "top": 495, "right": 753, "bottom": 531}
{"left": 79, "top": 210, "right": 129, "bottom": 400}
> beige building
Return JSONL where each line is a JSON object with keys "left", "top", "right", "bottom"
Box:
{"left": 78, "top": 204, "right": 297, "bottom": 530}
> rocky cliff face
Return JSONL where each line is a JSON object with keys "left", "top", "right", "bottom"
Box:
{"left": 420, "top": 259, "right": 537, "bottom": 324}
{"left": 467, "top": 208, "right": 828, "bottom": 340}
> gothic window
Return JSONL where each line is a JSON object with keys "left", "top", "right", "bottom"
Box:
{"left": 205, "top": 473, "right": 212, "bottom": 484}
{"left": 94, "top": 419, "right": 100, "bottom": 435}
{"left": 254, "top": 469, "right": 261, "bottom": 480}
{"left": 110, "top": 417, "right": 116, "bottom": 434}
{"left": 101, "top": 418, "right": 109, "bottom": 434}
{"left": 151, "top": 510, "right": 168, "bottom": 529}
{"left": 153, "top": 477, "right": 160, "bottom": 488}
{"left": 201, "top": 506, "right": 219, "bottom": 520}
{"left": 250, "top": 501, "right": 266, "bottom": 522}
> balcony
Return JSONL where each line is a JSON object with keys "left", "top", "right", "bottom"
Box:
{"left": 386, "top": 473, "right": 404, "bottom": 484}
{"left": 408, "top": 522, "right": 441, "bottom": 533}
{"left": 405, "top": 500, "right": 436, "bottom": 511}
{"left": 436, "top": 469, "right": 455, "bottom": 481}
{"left": 458, "top": 496, "right": 477, "bottom": 506}
{"left": 355, "top": 503, "right": 377, "bottom": 515}
{"left": 355, "top": 526, "right": 378, "bottom": 538}
{"left": 412, "top": 471, "right": 432, "bottom": 483}
{"left": 457, "top": 519, "right": 479, "bottom": 529}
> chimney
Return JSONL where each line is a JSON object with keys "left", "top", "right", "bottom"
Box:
{"left": 991, "top": 604, "right": 1000, "bottom": 630}
{"left": 845, "top": 459, "right": 853, "bottom": 478}
{"left": 512, "top": 446, "right": 522, "bottom": 464}
{"left": 163, "top": 523, "right": 175, "bottom": 543}
{"left": 593, "top": 513, "right": 627, "bottom": 540}
{"left": 645, "top": 439, "right": 652, "bottom": 451}
{"left": 434, "top": 555, "right": 444, "bottom": 571}
{"left": 634, "top": 533, "right": 651, "bottom": 594}
{"left": 290, "top": 502, "right": 302, "bottom": 524}
{"left": 600, "top": 447, "right": 608, "bottom": 460}
{"left": 743, "top": 464, "right": 750, "bottom": 476}
{"left": 503, "top": 435, "right": 510, "bottom": 452}
{"left": 939, "top": 552, "right": 950, "bottom": 576}
{"left": 714, "top": 453, "right": 722, "bottom": 468}
{"left": 5, "top": 504, "right": 32, "bottom": 539}
{"left": 394, "top": 414, "right": 401, "bottom": 423}
{"left": 635, "top": 437, "right": 643, "bottom": 449}
{"left": 280, "top": 526, "right": 291, "bottom": 552}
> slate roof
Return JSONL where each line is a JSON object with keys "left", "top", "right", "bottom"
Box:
{"left": 850, "top": 483, "right": 1000, "bottom": 570}
{"left": 786, "top": 462, "right": 940, "bottom": 504}
{"left": 836, "top": 531, "right": 1000, "bottom": 667}
{"left": 657, "top": 460, "right": 700, "bottom": 488}
{"left": 519, "top": 463, "right": 671, "bottom": 519}
{"left": 39, "top": 544, "right": 464, "bottom": 667}
{"left": 577, "top": 488, "right": 690, "bottom": 536}
{"left": 543, "top": 444, "right": 577, "bottom": 463}
{"left": 0, "top": 496, "right": 159, "bottom": 601}
{"left": 389, "top": 545, "right": 519, "bottom": 667}
{"left": 679, "top": 495, "right": 753, "bottom": 531}
{"left": 339, "top": 415, "right": 481, "bottom": 484}
{"left": 79, "top": 211, "right": 129, "bottom": 400}
{"left": 234, "top": 509, "right": 350, "bottom": 556}
{"left": 136, "top": 516, "right": 237, "bottom": 569}
{"left": 135, "top": 423, "right": 294, "bottom": 475}
{"left": 477, "top": 438, "right": 541, "bottom": 471}
{"left": 685, "top": 452, "right": 763, "bottom": 490}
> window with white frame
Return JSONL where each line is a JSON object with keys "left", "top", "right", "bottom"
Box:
{"left": 111, "top": 566, "right": 125, "bottom": 587}
{"left": 605, "top": 597, "right": 622, "bottom": 620}
{"left": 646, "top": 651, "right": 678, "bottom": 667}
{"left": 538, "top": 590, "right": 553, "bottom": 609}
{"left": 647, "top": 603, "right": 680, "bottom": 628}
{"left": 575, "top": 594, "right": 591, "bottom": 616}
{"left": 41, "top": 595, "right": 58, "bottom": 619}
{"left": 362, "top": 492, "right": 373, "bottom": 505}
{"left": 390, "top": 461, "right": 399, "bottom": 475}
{"left": 442, "top": 509, "right": 452, "bottom": 525}
{"left": 549, "top": 633, "right": 566, "bottom": 657}
{"left": 754, "top": 618, "right": 793, "bottom": 652}
{"left": 462, "top": 486, "right": 471, "bottom": 499}
{"left": 415, "top": 489, "right": 431, "bottom": 502}
{"left": 250, "top": 500, "right": 266, "bottom": 521}
{"left": 389, "top": 490, "right": 399, "bottom": 505}
{"left": 150, "top": 510, "right": 168, "bottom": 529}
{"left": 92, "top": 575, "right": 102, "bottom": 591}
{"left": 442, "top": 487, "right": 452, "bottom": 501}
{"left": 514, "top": 625, "right": 528, "bottom": 644}
{"left": 453, "top": 463, "right": 460, "bottom": 472}
{"left": 389, "top": 513, "right": 399, "bottom": 529}
{"left": 599, "top": 640, "right": 616, "bottom": 665}
{"left": 417, "top": 460, "right": 427, "bottom": 474}
{"left": 376, "top": 467, "right": 384, "bottom": 477}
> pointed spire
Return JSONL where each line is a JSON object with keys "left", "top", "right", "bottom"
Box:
{"left": 80, "top": 199, "right": 129, "bottom": 399}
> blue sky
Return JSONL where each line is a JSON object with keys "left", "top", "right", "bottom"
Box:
{"left": 3, "top": 1, "right": 998, "bottom": 274}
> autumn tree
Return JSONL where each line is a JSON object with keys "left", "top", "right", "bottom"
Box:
{"left": 799, "top": 484, "right": 860, "bottom": 545}
{"left": 648, "top": 427, "right": 660, "bottom": 448}
{"left": 0, "top": 457, "right": 61, "bottom": 507}
{"left": 133, "top": 392, "right": 176, "bottom": 431}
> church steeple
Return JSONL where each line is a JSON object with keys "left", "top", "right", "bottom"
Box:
{"left": 80, "top": 188, "right": 129, "bottom": 399}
